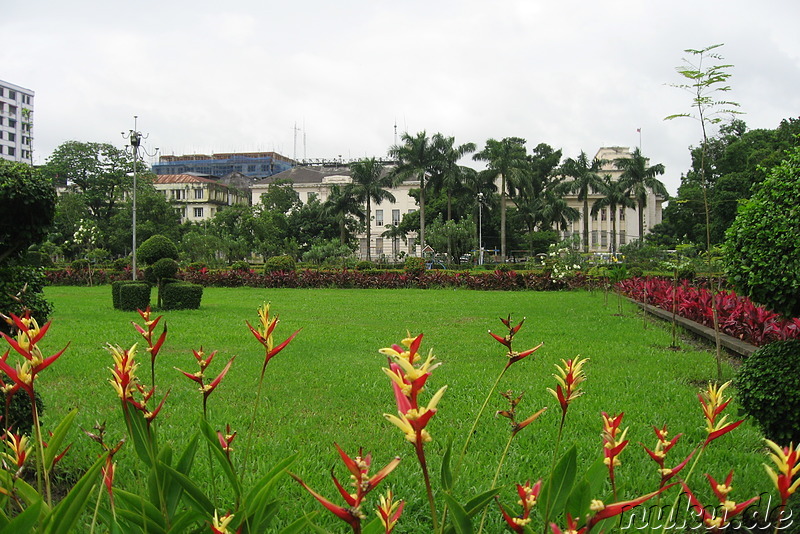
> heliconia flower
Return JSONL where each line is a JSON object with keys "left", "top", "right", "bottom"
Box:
{"left": 2, "top": 430, "right": 31, "bottom": 474}
{"left": 217, "top": 424, "right": 236, "bottom": 460}
{"left": 547, "top": 357, "right": 588, "bottom": 417}
{"left": 132, "top": 306, "right": 167, "bottom": 361}
{"left": 763, "top": 439, "right": 800, "bottom": 505}
{"left": 584, "top": 484, "right": 676, "bottom": 531}
{"left": 107, "top": 344, "right": 139, "bottom": 403}
{"left": 496, "top": 391, "right": 547, "bottom": 435}
{"left": 101, "top": 439, "right": 125, "bottom": 506}
{"left": 210, "top": 510, "right": 237, "bottom": 534}
{"left": 0, "top": 313, "right": 69, "bottom": 399}
{"left": 384, "top": 384, "right": 447, "bottom": 443}
{"left": 488, "top": 315, "right": 543, "bottom": 369}
{"left": 549, "top": 513, "right": 583, "bottom": 534}
{"left": 680, "top": 476, "right": 759, "bottom": 532}
{"left": 698, "top": 381, "right": 744, "bottom": 447}
{"left": 640, "top": 424, "right": 695, "bottom": 487}
{"left": 133, "top": 384, "right": 170, "bottom": 423}
{"left": 497, "top": 479, "right": 543, "bottom": 533}
{"left": 246, "top": 302, "right": 301, "bottom": 377}
{"left": 601, "top": 412, "right": 629, "bottom": 493}
{"left": 376, "top": 489, "right": 404, "bottom": 534}
{"left": 290, "top": 444, "right": 400, "bottom": 533}
{"left": 379, "top": 332, "right": 424, "bottom": 366}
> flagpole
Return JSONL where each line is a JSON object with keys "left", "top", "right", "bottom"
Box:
{"left": 637, "top": 128, "right": 642, "bottom": 152}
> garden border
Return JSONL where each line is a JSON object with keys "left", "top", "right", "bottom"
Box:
{"left": 629, "top": 298, "right": 758, "bottom": 358}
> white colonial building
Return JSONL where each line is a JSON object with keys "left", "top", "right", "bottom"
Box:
{"left": 251, "top": 163, "right": 420, "bottom": 261}
{"left": 559, "top": 146, "right": 665, "bottom": 252}
{"left": 0, "top": 79, "right": 34, "bottom": 163}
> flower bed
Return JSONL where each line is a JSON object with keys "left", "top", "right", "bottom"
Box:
{"left": 617, "top": 277, "right": 800, "bottom": 347}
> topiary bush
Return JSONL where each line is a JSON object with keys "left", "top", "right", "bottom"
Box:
{"left": 137, "top": 235, "right": 179, "bottom": 265}
{"left": 355, "top": 260, "right": 373, "bottom": 271}
{"left": 70, "top": 259, "right": 90, "bottom": 271}
{"left": 118, "top": 282, "right": 151, "bottom": 312}
{"left": 161, "top": 282, "right": 203, "bottom": 310}
{"left": 230, "top": 260, "right": 251, "bottom": 272}
{"left": 264, "top": 255, "right": 296, "bottom": 273}
{"left": 737, "top": 339, "right": 800, "bottom": 445}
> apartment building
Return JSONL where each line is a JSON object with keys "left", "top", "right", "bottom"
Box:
{"left": 0, "top": 79, "right": 34, "bottom": 163}
{"left": 153, "top": 152, "right": 294, "bottom": 180}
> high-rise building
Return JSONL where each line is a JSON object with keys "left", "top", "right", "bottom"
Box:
{"left": 0, "top": 79, "right": 34, "bottom": 163}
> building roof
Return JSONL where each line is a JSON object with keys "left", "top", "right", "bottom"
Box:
{"left": 153, "top": 174, "right": 220, "bottom": 185}
{"left": 252, "top": 165, "right": 353, "bottom": 186}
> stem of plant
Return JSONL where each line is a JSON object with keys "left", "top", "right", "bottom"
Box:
{"left": 415, "top": 435, "right": 438, "bottom": 532}
{"left": 543, "top": 413, "right": 566, "bottom": 534}
{"left": 31, "top": 395, "right": 51, "bottom": 506}
{"left": 456, "top": 366, "right": 507, "bottom": 475}
{"left": 478, "top": 431, "right": 515, "bottom": 534}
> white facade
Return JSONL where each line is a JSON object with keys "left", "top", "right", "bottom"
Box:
{"left": 251, "top": 164, "right": 420, "bottom": 261}
{"left": 560, "top": 146, "right": 665, "bottom": 252}
{"left": 0, "top": 80, "right": 34, "bottom": 163}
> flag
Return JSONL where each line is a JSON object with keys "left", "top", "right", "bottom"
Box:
{"left": 636, "top": 128, "right": 641, "bottom": 133}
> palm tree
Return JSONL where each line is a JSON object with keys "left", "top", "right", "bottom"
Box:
{"left": 324, "top": 184, "right": 365, "bottom": 246}
{"left": 561, "top": 151, "right": 605, "bottom": 252}
{"left": 591, "top": 174, "right": 635, "bottom": 254}
{"left": 388, "top": 131, "right": 437, "bottom": 250}
{"left": 429, "top": 134, "right": 476, "bottom": 259}
{"left": 615, "top": 148, "right": 668, "bottom": 242}
{"left": 472, "top": 137, "right": 528, "bottom": 261}
{"left": 349, "top": 158, "right": 395, "bottom": 261}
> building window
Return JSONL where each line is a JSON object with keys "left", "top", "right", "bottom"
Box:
{"left": 408, "top": 237, "right": 416, "bottom": 254}
{"left": 7, "top": 133, "right": 15, "bottom": 142}
{"left": 591, "top": 211, "right": 597, "bottom": 221}
{"left": 392, "top": 209, "right": 400, "bottom": 226}
{"left": 194, "top": 188, "right": 203, "bottom": 199}
{"left": 619, "top": 209, "right": 625, "bottom": 221}
{"left": 194, "top": 207, "right": 204, "bottom": 218}
{"left": 375, "top": 209, "right": 383, "bottom": 226}
{"left": 601, "top": 231, "right": 608, "bottom": 247}
{"left": 591, "top": 230, "right": 598, "bottom": 246}
{"left": 375, "top": 237, "right": 383, "bottom": 256}
{"left": 8, "top": 119, "right": 15, "bottom": 128}
{"left": 8, "top": 91, "right": 16, "bottom": 100}
{"left": 247, "top": 165, "right": 256, "bottom": 172}
{"left": 600, "top": 209, "right": 607, "bottom": 221}
{"left": 7, "top": 147, "right": 14, "bottom": 157}
{"left": 619, "top": 231, "right": 626, "bottom": 245}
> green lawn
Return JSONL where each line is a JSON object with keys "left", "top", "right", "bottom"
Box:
{"left": 34, "top": 286, "right": 769, "bottom": 531}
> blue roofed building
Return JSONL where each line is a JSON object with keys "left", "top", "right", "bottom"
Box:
{"left": 152, "top": 151, "right": 294, "bottom": 180}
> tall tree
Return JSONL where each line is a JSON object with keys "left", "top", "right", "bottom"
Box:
{"left": 388, "top": 131, "right": 437, "bottom": 250}
{"left": 41, "top": 141, "right": 135, "bottom": 247}
{"left": 591, "top": 174, "right": 635, "bottom": 254}
{"left": 473, "top": 137, "right": 528, "bottom": 261}
{"left": 324, "top": 184, "right": 365, "bottom": 245}
{"left": 615, "top": 148, "right": 667, "bottom": 242}
{"left": 561, "top": 151, "right": 605, "bottom": 252}
{"left": 349, "top": 158, "right": 395, "bottom": 261}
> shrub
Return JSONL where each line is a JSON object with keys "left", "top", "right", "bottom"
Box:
{"left": 137, "top": 235, "right": 179, "bottom": 265}
{"left": 355, "top": 260, "right": 373, "bottom": 271}
{"left": 4, "top": 390, "right": 44, "bottom": 436}
{"left": 725, "top": 145, "right": 800, "bottom": 318}
{"left": 627, "top": 266, "right": 644, "bottom": 278}
{"left": 737, "top": 339, "right": 800, "bottom": 444}
{"left": 265, "top": 255, "right": 296, "bottom": 273}
{"left": 676, "top": 265, "right": 696, "bottom": 281}
{"left": 0, "top": 264, "right": 53, "bottom": 335}
{"left": 70, "top": 259, "right": 90, "bottom": 271}
{"left": 404, "top": 256, "right": 424, "bottom": 276}
{"left": 495, "top": 263, "right": 512, "bottom": 273}
{"left": 186, "top": 262, "right": 207, "bottom": 272}
{"left": 118, "top": 282, "right": 151, "bottom": 311}
{"left": 161, "top": 282, "right": 203, "bottom": 310}
{"left": 151, "top": 258, "right": 179, "bottom": 280}
{"left": 112, "top": 257, "right": 130, "bottom": 271}
{"left": 230, "top": 260, "right": 251, "bottom": 272}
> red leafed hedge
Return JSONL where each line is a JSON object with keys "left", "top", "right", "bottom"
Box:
{"left": 617, "top": 277, "right": 800, "bottom": 346}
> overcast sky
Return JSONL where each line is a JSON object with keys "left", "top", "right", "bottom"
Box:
{"left": 3, "top": 0, "right": 799, "bottom": 195}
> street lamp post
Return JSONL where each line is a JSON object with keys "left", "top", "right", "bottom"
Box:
{"left": 122, "top": 116, "right": 157, "bottom": 280}
{"left": 478, "top": 192, "right": 484, "bottom": 266}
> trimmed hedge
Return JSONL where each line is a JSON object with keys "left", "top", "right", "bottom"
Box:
{"left": 161, "top": 282, "right": 203, "bottom": 310}
{"left": 118, "top": 283, "right": 152, "bottom": 311}
{"left": 264, "top": 255, "right": 296, "bottom": 273}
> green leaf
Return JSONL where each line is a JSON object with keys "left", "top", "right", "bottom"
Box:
{"left": 167, "top": 509, "right": 202, "bottom": 533}
{"left": 540, "top": 444, "right": 577, "bottom": 526}
{"left": 241, "top": 453, "right": 298, "bottom": 531}
{"left": 277, "top": 511, "right": 328, "bottom": 533}
{"left": 114, "top": 489, "right": 168, "bottom": 534}
{"left": 565, "top": 478, "right": 591, "bottom": 520}
{"left": 462, "top": 487, "right": 502, "bottom": 517}
{"left": 44, "top": 409, "right": 77, "bottom": 471}
{"left": 440, "top": 437, "right": 454, "bottom": 491}
{"left": 42, "top": 453, "right": 104, "bottom": 534}
{"left": 362, "top": 516, "right": 386, "bottom": 534}
{"left": 166, "top": 432, "right": 199, "bottom": 518}
{"left": 0, "top": 498, "right": 42, "bottom": 534}
{"left": 157, "top": 462, "right": 214, "bottom": 517}
{"left": 124, "top": 406, "right": 156, "bottom": 467}
{"left": 443, "top": 492, "right": 473, "bottom": 534}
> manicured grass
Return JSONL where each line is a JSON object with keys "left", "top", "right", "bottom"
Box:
{"left": 36, "top": 286, "right": 769, "bottom": 530}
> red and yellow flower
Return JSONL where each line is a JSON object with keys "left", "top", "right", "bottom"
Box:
{"left": 547, "top": 357, "right": 588, "bottom": 417}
